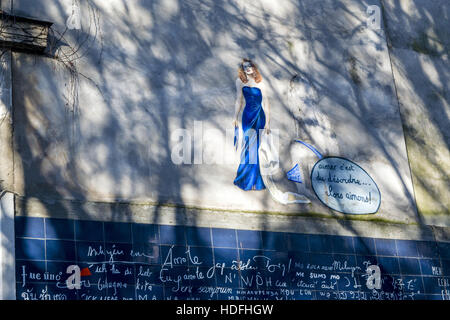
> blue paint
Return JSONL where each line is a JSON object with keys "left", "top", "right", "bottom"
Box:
{"left": 286, "top": 163, "right": 303, "bottom": 183}
{"left": 186, "top": 226, "right": 211, "bottom": 247}
{"left": 416, "top": 241, "right": 440, "bottom": 258}
{"left": 16, "top": 238, "right": 45, "bottom": 261}
{"left": 356, "top": 255, "right": 378, "bottom": 268}
{"left": 237, "top": 230, "right": 262, "bottom": 250}
{"left": 294, "top": 139, "right": 323, "bottom": 159}
{"left": 45, "top": 240, "right": 76, "bottom": 261}
{"left": 15, "top": 216, "right": 44, "bottom": 238}
{"left": 75, "top": 241, "right": 105, "bottom": 262}
{"left": 213, "top": 248, "right": 239, "bottom": 264}
{"left": 104, "top": 222, "right": 132, "bottom": 243}
{"left": 422, "top": 277, "right": 444, "bottom": 294}
{"left": 438, "top": 242, "right": 450, "bottom": 259}
{"left": 396, "top": 239, "right": 419, "bottom": 257}
{"left": 375, "top": 238, "right": 398, "bottom": 256}
{"left": 131, "top": 243, "right": 160, "bottom": 264}
{"left": 262, "top": 231, "right": 287, "bottom": 251}
{"left": 353, "top": 237, "right": 376, "bottom": 255}
{"left": 105, "top": 243, "right": 132, "bottom": 262}
{"left": 288, "top": 233, "right": 309, "bottom": 252}
{"left": 442, "top": 260, "right": 450, "bottom": 275}
{"left": 14, "top": 217, "right": 450, "bottom": 300}
{"left": 234, "top": 86, "right": 266, "bottom": 191}
{"left": 188, "top": 247, "right": 214, "bottom": 266}
{"left": 212, "top": 228, "right": 237, "bottom": 248}
{"left": 309, "top": 234, "right": 333, "bottom": 253}
{"left": 75, "top": 220, "right": 104, "bottom": 242}
{"left": 377, "top": 256, "right": 400, "bottom": 274}
{"left": 45, "top": 218, "right": 74, "bottom": 240}
{"left": 132, "top": 224, "right": 159, "bottom": 244}
{"left": 331, "top": 235, "right": 355, "bottom": 254}
{"left": 419, "top": 259, "right": 441, "bottom": 275}
{"left": 398, "top": 258, "right": 422, "bottom": 275}
{"left": 233, "top": 125, "right": 239, "bottom": 150}
{"left": 160, "top": 225, "right": 185, "bottom": 245}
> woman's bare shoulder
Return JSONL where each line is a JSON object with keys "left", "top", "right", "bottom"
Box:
{"left": 257, "top": 79, "right": 267, "bottom": 91}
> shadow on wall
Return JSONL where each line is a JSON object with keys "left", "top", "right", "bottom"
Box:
{"left": 380, "top": 0, "right": 450, "bottom": 219}
{"left": 3, "top": 0, "right": 448, "bottom": 273}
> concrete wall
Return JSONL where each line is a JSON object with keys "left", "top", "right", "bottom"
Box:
{"left": 0, "top": 49, "right": 16, "bottom": 299}
{"left": 0, "top": 192, "right": 15, "bottom": 300}
{"left": 0, "top": 49, "right": 13, "bottom": 193}
{"left": 381, "top": 0, "right": 449, "bottom": 226}
{"left": 1, "top": 0, "right": 447, "bottom": 227}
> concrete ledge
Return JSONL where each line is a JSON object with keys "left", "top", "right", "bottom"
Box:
{"left": 16, "top": 196, "right": 449, "bottom": 243}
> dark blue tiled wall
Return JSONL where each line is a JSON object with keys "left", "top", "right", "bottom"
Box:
{"left": 14, "top": 217, "right": 450, "bottom": 300}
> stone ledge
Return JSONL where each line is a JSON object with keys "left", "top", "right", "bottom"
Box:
{"left": 15, "top": 196, "right": 449, "bottom": 243}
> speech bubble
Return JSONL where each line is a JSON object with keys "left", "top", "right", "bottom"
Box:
{"left": 310, "top": 156, "right": 381, "bottom": 214}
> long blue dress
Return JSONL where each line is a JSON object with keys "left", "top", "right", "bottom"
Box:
{"left": 234, "top": 86, "right": 266, "bottom": 190}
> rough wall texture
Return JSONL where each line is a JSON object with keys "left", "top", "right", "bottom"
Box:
{"left": 2, "top": 0, "right": 448, "bottom": 226}
{"left": 381, "top": 0, "right": 449, "bottom": 226}
{"left": 0, "top": 50, "right": 12, "bottom": 191}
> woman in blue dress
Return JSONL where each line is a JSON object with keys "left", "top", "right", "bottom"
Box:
{"left": 232, "top": 59, "right": 270, "bottom": 191}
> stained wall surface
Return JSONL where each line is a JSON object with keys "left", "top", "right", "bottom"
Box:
{"left": 0, "top": 0, "right": 449, "bottom": 301}
{"left": 381, "top": 0, "right": 449, "bottom": 226}
{"left": 6, "top": 0, "right": 424, "bottom": 224}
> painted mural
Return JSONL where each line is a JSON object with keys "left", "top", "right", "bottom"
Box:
{"left": 232, "top": 59, "right": 380, "bottom": 214}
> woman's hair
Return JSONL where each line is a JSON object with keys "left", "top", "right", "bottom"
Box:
{"left": 238, "top": 58, "right": 262, "bottom": 83}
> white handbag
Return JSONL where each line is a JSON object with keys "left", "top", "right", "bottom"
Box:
{"left": 259, "top": 132, "right": 310, "bottom": 204}
{"left": 259, "top": 131, "right": 279, "bottom": 175}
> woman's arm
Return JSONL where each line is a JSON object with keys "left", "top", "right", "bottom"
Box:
{"left": 233, "top": 78, "right": 244, "bottom": 126}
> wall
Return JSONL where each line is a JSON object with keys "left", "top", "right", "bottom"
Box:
{"left": 0, "top": 0, "right": 449, "bottom": 300}
{"left": 381, "top": 0, "right": 450, "bottom": 226}
{"left": 14, "top": 215, "right": 450, "bottom": 300}
{"left": 0, "top": 192, "right": 15, "bottom": 300}
{"left": 7, "top": 0, "right": 420, "bottom": 224}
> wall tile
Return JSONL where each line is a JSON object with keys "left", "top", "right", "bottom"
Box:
{"left": 75, "top": 220, "right": 104, "bottom": 242}
{"left": 15, "top": 217, "right": 44, "bottom": 238}
{"left": 45, "top": 218, "right": 74, "bottom": 240}
{"left": 160, "top": 225, "right": 185, "bottom": 245}
{"left": 212, "top": 228, "right": 236, "bottom": 248}
{"left": 16, "top": 239, "right": 45, "bottom": 260}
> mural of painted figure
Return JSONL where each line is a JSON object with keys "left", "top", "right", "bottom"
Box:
{"left": 232, "top": 58, "right": 270, "bottom": 191}
{"left": 231, "top": 59, "right": 309, "bottom": 204}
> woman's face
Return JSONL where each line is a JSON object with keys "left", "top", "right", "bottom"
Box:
{"left": 242, "top": 62, "right": 254, "bottom": 75}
